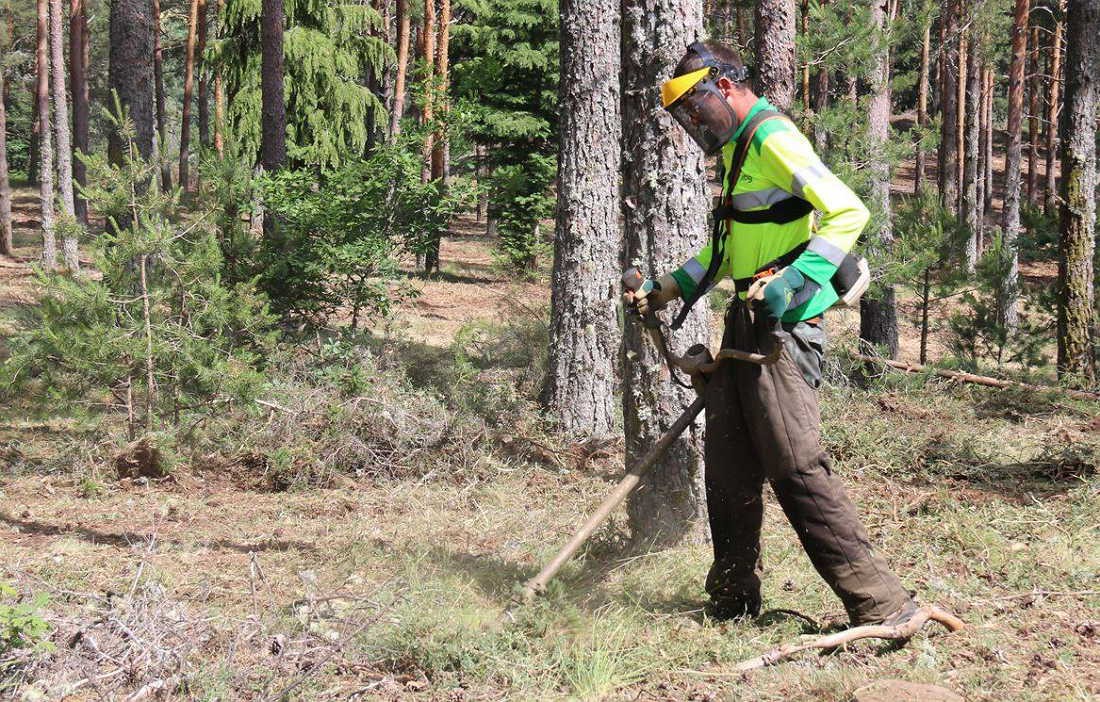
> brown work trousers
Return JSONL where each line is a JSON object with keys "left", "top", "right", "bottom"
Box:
{"left": 703, "top": 301, "right": 911, "bottom": 625}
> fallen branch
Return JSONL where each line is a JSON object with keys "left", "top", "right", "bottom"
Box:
{"left": 734, "top": 605, "right": 964, "bottom": 672}
{"left": 855, "top": 355, "right": 1100, "bottom": 401}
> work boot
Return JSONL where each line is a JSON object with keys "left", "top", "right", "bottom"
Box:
{"left": 705, "top": 591, "right": 762, "bottom": 622}
{"left": 877, "top": 599, "right": 919, "bottom": 628}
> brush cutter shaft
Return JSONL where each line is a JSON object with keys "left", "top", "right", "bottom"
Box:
{"left": 518, "top": 395, "right": 706, "bottom": 602}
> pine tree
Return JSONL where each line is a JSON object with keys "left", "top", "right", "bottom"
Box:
{"left": 1055, "top": 0, "right": 1098, "bottom": 384}
{"left": 544, "top": 0, "right": 621, "bottom": 437}
{"left": 621, "top": 0, "right": 709, "bottom": 545}
{"left": 260, "top": 0, "right": 286, "bottom": 173}
{"left": 754, "top": 0, "right": 797, "bottom": 110}
{"left": 1043, "top": 0, "right": 1064, "bottom": 214}
{"left": 69, "top": 0, "right": 89, "bottom": 224}
{"left": 939, "top": 0, "right": 960, "bottom": 213}
{"left": 999, "top": 0, "right": 1030, "bottom": 329}
{"left": 109, "top": 0, "right": 156, "bottom": 164}
{"left": 180, "top": 0, "right": 201, "bottom": 193}
{"left": 152, "top": 0, "right": 171, "bottom": 190}
{"left": 49, "top": 0, "right": 78, "bottom": 272}
{"left": 0, "top": 64, "right": 11, "bottom": 258}
{"left": 388, "top": 0, "right": 411, "bottom": 137}
{"left": 36, "top": 0, "right": 57, "bottom": 270}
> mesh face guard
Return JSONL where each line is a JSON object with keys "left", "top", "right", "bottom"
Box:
{"left": 664, "top": 69, "right": 740, "bottom": 155}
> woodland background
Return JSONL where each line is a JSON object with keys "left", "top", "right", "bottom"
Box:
{"left": 0, "top": 0, "right": 1097, "bottom": 699}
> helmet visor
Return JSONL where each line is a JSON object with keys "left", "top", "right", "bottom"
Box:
{"left": 666, "top": 79, "right": 738, "bottom": 155}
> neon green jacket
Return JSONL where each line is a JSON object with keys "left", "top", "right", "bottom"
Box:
{"left": 669, "top": 97, "right": 869, "bottom": 323}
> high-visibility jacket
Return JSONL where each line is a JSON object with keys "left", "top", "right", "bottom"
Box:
{"left": 669, "top": 97, "right": 869, "bottom": 323}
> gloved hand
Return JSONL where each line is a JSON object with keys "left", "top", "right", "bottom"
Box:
{"left": 746, "top": 265, "right": 805, "bottom": 320}
{"left": 622, "top": 273, "right": 680, "bottom": 317}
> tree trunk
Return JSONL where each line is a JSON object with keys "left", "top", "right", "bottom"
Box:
{"left": 214, "top": 0, "right": 225, "bottom": 158}
{"left": 388, "top": 0, "right": 411, "bottom": 137}
{"left": 70, "top": 0, "right": 88, "bottom": 224}
{"left": 1056, "top": 0, "right": 1098, "bottom": 384}
{"left": 963, "top": 22, "right": 982, "bottom": 269}
{"left": 180, "top": 0, "right": 200, "bottom": 194}
{"left": 419, "top": 0, "right": 437, "bottom": 185}
{"left": 424, "top": 0, "right": 450, "bottom": 274}
{"left": 1000, "top": 0, "right": 1029, "bottom": 329}
{"left": 914, "top": 17, "right": 930, "bottom": 195}
{"left": 859, "top": 0, "right": 897, "bottom": 358}
{"left": 956, "top": 29, "right": 967, "bottom": 210}
{"left": 982, "top": 65, "right": 994, "bottom": 218}
{"left": 1026, "top": 22, "right": 1041, "bottom": 205}
{"left": 545, "top": 0, "right": 622, "bottom": 437}
{"left": 1044, "top": 1, "right": 1064, "bottom": 214}
{"left": 753, "top": 0, "right": 797, "bottom": 110}
{"left": 49, "top": 0, "right": 79, "bottom": 272}
{"left": 37, "top": 0, "right": 57, "bottom": 270}
{"left": 0, "top": 68, "right": 11, "bottom": 258}
{"left": 197, "top": 0, "right": 210, "bottom": 148}
{"left": 621, "top": 0, "right": 710, "bottom": 547}
{"left": 938, "top": 0, "right": 960, "bottom": 214}
{"left": 152, "top": 0, "right": 170, "bottom": 188}
{"left": 261, "top": 0, "right": 286, "bottom": 172}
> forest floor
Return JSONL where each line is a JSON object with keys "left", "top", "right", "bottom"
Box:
{"left": 1, "top": 175, "right": 1098, "bottom": 701}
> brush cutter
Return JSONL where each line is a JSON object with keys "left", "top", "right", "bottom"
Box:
{"left": 507, "top": 269, "right": 783, "bottom": 610}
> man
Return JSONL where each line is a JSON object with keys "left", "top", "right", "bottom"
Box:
{"left": 623, "top": 41, "right": 915, "bottom": 627}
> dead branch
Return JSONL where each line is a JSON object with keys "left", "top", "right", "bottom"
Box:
{"left": 856, "top": 355, "right": 1100, "bottom": 401}
{"left": 734, "top": 605, "right": 965, "bottom": 672}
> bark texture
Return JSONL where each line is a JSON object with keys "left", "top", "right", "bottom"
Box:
{"left": 388, "top": 0, "right": 411, "bottom": 137}
{"left": 0, "top": 68, "right": 11, "bottom": 257}
{"left": 109, "top": 0, "right": 156, "bottom": 164}
{"left": 914, "top": 18, "right": 930, "bottom": 194}
{"left": 49, "top": 0, "right": 79, "bottom": 272}
{"left": 753, "top": 0, "right": 797, "bottom": 111}
{"left": 260, "top": 0, "right": 286, "bottom": 172}
{"left": 545, "top": 0, "right": 622, "bottom": 437}
{"left": 214, "top": 0, "right": 225, "bottom": 158}
{"left": 37, "top": 0, "right": 57, "bottom": 270}
{"left": 70, "top": 0, "right": 89, "bottom": 223}
{"left": 424, "top": 0, "right": 450, "bottom": 274}
{"left": 621, "top": 0, "right": 710, "bottom": 547}
{"left": 197, "top": 0, "right": 210, "bottom": 148}
{"left": 938, "top": 0, "right": 960, "bottom": 213}
{"left": 179, "top": 0, "right": 200, "bottom": 193}
{"left": 859, "top": 0, "right": 897, "bottom": 358}
{"left": 1056, "top": 0, "right": 1098, "bottom": 384}
{"left": 1044, "top": 1, "right": 1064, "bottom": 213}
{"left": 1026, "top": 23, "right": 1040, "bottom": 205}
{"left": 962, "top": 21, "right": 982, "bottom": 269}
{"left": 1000, "top": 0, "right": 1030, "bottom": 329}
{"left": 152, "top": 0, "right": 170, "bottom": 188}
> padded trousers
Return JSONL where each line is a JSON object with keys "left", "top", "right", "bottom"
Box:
{"left": 703, "top": 301, "right": 912, "bottom": 625}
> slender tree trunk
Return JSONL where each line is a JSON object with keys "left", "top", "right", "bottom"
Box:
{"left": 810, "top": 67, "right": 829, "bottom": 152}
{"left": 1026, "top": 22, "right": 1041, "bottom": 205}
{"left": 424, "top": 0, "right": 450, "bottom": 274}
{"left": 975, "top": 60, "right": 986, "bottom": 243}
{"left": 197, "top": 0, "right": 210, "bottom": 148}
{"left": 179, "top": 0, "right": 200, "bottom": 194}
{"left": 621, "top": 0, "right": 710, "bottom": 546}
{"left": 260, "top": 0, "right": 286, "bottom": 172}
{"left": 800, "top": 0, "right": 810, "bottom": 112}
{"left": 37, "top": 0, "right": 57, "bottom": 270}
{"left": 1000, "top": 0, "right": 1030, "bottom": 329}
{"left": 0, "top": 68, "right": 11, "bottom": 258}
{"left": 914, "top": 17, "right": 930, "bottom": 195}
{"left": 956, "top": 29, "right": 967, "bottom": 210}
{"left": 388, "top": 0, "right": 411, "bottom": 137}
{"left": 214, "top": 0, "right": 225, "bottom": 158}
{"left": 1044, "top": 1, "right": 1064, "bottom": 213}
{"left": 920, "top": 268, "right": 931, "bottom": 364}
{"left": 1056, "top": 0, "right": 1098, "bottom": 384}
{"left": 938, "top": 0, "right": 960, "bottom": 213}
{"left": 140, "top": 253, "right": 156, "bottom": 429}
{"left": 419, "top": 0, "right": 437, "bottom": 185}
{"left": 982, "top": 65, "right": 994, "bottom": 218}
{"left": 754, "top": 0, "right": 797, "bottom": 110}
{"left": 860, "top": 0, "right": 897, "bottom": 358}
{"left": 70, "top": 0, "right": 88, "bottom": 224}
{"left": 963, "top": 22, "right": 982, "bottom": 269}
{"left": 49, "top": 0, "right": 79, "bottom": 272}
{"left": 545, "top": 0, "right": 622, "bottom": 437}
{"left": 152, "top": 0, "right": 171, "bottom": 188}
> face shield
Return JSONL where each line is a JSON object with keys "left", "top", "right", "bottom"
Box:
{"left": 661, "top": 64, "right": 744, "bottom": 155}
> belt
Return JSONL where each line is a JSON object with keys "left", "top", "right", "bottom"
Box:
{"left": 732, "top": 241, "right": 809, "bottom": 293}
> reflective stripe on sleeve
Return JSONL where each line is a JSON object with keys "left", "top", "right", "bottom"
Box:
{"left": 790, "top": 160, "right": 831, "bottom": 199}
{"left": 681, "top": 257, "right": 707, "bottom": 283}
{"left": 729, "top": 187, "right": 794, "bottom": 210}
{"left": 806, "top": 235, "right": 848, "bottom": 266}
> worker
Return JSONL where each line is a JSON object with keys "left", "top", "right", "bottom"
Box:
{"left": 623, "top": 40, "right": 916, "bottom": 627}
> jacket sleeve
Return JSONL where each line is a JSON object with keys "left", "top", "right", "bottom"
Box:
{"left": 757, "top": 128, "right": 870, "bottom": 287}
{"left": 669, "top": 234, "right": 732, "bottom": 301}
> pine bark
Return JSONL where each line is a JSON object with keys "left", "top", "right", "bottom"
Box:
{"left": 37, "top": 0, "right": 57, "bottom": 270}
{"left": 1056, "top": 0, "right": 1098, "bottom": 384}
{"left": 0, "top": 68, "right": 11, "bottom": 258}
{"left": 956, "top": 30, "right": 967, "bottom": 204}
{"left": 621, "top": 0, "right": 710, "bottom": 546}
{"left": 419, "top": 0, "right": 437, "bottom": 185}
{"left": 197, "top": 0, "right": 210, "bottom": 148}
{"left": 1000, "top": 0, "right": 1030, "bottom": 329}
{"left": 1026, "top": 22, "right": 1041, "bottom": 205}
{"left": 938, "top": 0, "right": 960, "bottom": 213}
{"left": 914, "top": 18, "right": 930, "bottom": 195}
{"left": 260, "top": 0, "right": 286, "bottom": 172}
{"left": 70, "top": 0, "right": 88, "bottom": 224}
{"left": 180, "top": 0, "right": 200, "bottom": 194}
{"left": 424, "top": 0, "right": 450, "bottom": 274}
{"left": 546, "top": 0, "right": 622, "bottom": 437}
{"left": 152, "top": 0, "right": 170, "bottom": 188}
{"left": 1044, "top": 1, "right": 1064, "bottom": 213}
{"left": 214, "top": 0, "right": 225, "bottom": 158}
{"left": 388, "top": 0, "right": 411, "bottom": 137}
{"left": 860, "top": 0, "right": 897, "bottom": 358}
{"left": 109, "top": 0, "right": 155, "bottom": 165}
{"left": 753, "top": 0, "right": 797, "bottom": 110}
{"left": 49, "top": 0, "right": 78, "bottom": 272}
{"left": 963, "top": 24, "right": 982, "bottom": 268}
{"left": 982, "top": 65, "right": 994, "bottom": 216}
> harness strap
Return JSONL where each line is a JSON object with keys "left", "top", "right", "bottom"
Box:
{"left": 732, "top": 241, "right": 809, "bottom": 293}
{"left": 713, "top": 196, "right": 814, "bottom": 225}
